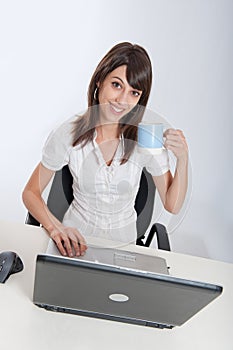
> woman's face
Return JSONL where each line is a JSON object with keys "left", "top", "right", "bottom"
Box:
{"left": 97, "top": 65, "right": 142, "bottom": 125}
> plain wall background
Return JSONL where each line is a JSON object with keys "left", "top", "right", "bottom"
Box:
{"left": 1, "top": 0, "right": 232, "bottom": 263}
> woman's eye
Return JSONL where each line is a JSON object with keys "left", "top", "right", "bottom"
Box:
{"left": 132, "top": 91, "right": 141, "bottom": 97}
{"left": 112, "top": 82, "right": 121, "bottom": 89}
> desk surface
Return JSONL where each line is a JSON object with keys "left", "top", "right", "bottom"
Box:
{"left": 0, "top": 220, "right": 232, "bottom": 350}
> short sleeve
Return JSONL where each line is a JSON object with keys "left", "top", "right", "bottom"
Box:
{"left": 145, "top": 149, "right": 170, "bottom": 176}
{"left": 41, "top": 118, "right": 74, "bottom": 171}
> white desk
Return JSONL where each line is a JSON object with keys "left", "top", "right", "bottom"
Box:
{"left": 0, "top": 220, "right": 232, "bottom": 350}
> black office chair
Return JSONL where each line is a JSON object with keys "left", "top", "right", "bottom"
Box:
{"left": 26, "top": 165, "right": 170, "bottom": 251}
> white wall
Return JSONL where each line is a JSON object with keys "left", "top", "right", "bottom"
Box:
{"left": 1, "top": 0, "right": 232, "bottom": 263}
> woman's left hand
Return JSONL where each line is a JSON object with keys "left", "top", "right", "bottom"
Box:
{"left": 164, "top": 128, "right": 188, "bottom": 160}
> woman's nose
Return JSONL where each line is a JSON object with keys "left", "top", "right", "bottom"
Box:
{"left": 115, "top": 90, "right": 128, "bottom": 104}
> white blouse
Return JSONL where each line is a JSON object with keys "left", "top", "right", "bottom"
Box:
{"left": 42, "top": 116, "right": 170, "bottom": 245}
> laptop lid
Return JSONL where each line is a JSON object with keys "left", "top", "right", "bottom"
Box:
{"left": 33, "top": 254, "right": 223, "bottom": 329}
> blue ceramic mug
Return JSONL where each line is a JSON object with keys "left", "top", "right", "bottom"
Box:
{"left": 138, "top": 123, "right": 164, "bottom": 154}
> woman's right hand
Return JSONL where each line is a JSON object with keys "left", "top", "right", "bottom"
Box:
{"left": 48, "top": 225, "right": 88, "bottom": 257}
{"left": 22, "top": 162, "right": 87, "bottom": 257}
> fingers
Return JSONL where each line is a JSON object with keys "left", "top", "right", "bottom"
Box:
{"left": 163, "top": 128, "right": 188, "bottom": 158}
{"left": 70, "top": 238, "right": 87, "bottom": 257}
{"left": 52, "top": 234, "right": 68, "bottom": 256}
{"left": 75, "top": 234, "right": 87, "bottom": 256}
{"left": 165, "top": 139, "right": 184, "bottom": 148}
{"left": 164, "top": 128, "right": 185, "bottom": 140}
{"left": 50, "top": 231, "right": 73, "bottom": 257}
{"left": 50, "top": 227, "right": 87, "bottom": 258}
{"left": 78, "top": 242, "right": 88, "bottom": 256}
{"left": 71, "top": 239, "right": 80, "bottom": 257}
{"left": 68, "top": 230, "right": 87, "bottom": 257}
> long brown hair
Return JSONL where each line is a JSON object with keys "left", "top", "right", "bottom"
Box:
{"left": 72, "top": 42, "right": 153, "bottom": 163}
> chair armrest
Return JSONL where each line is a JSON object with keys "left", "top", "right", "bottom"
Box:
{"left": 144, "top": 223, "right": 171, "bottom": 251}
{"left": 25, "top": 212, "right": 41, "bottom": 226}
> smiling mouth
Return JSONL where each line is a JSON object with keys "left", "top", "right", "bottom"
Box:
{"left": 110, "top": 103, "right": 126, "bottom": 114}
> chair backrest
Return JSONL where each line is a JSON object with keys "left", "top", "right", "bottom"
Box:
{"left": 50, "top": 166, "right": 155, "bottom": 239}
{"left": 26, "top": 165, "right": 156, "bottom": 244}
{"left": 47, "top": 165, "right": 73, "bottom": 222}
{"left": 135, "top": 168, "right": 156, "bottom": 240}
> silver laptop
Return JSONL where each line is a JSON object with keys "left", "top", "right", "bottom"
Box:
{"left": 33, "top": 254, "right": 223, "bottom": 329}
{"left": 46, "top": 239, "right": 170, "bottom": 275}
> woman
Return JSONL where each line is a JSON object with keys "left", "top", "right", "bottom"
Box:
{"left": 22, "top": 42, "right": 188, "bottom": 257}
